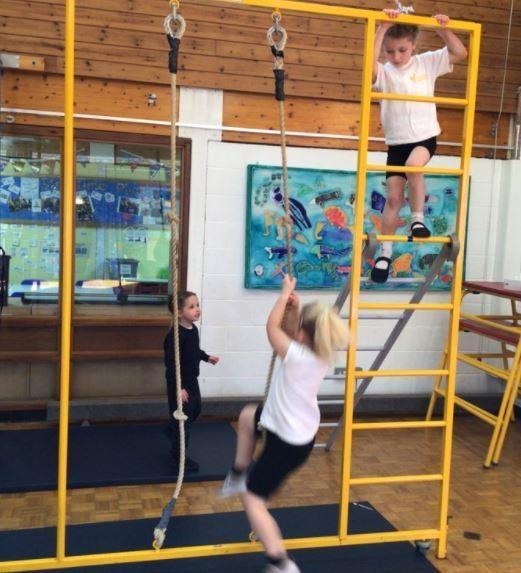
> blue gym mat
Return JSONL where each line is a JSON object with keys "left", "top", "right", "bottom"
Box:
{"left": 0, "top": 421, "right": 236, "bottom": 492}
{"left": 0, "top": 503, "right": 439, "bottom": 572}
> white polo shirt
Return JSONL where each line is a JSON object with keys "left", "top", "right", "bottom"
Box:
{"left": 260, "top": 341, "right": 329, "bottom": 445}
{"left": 373, "top": 47, "right": 453, "bottom": 145}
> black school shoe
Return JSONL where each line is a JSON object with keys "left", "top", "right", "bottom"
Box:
{"left": 370, "top": 256, "right": 391, "bottom": 283}
{"left": 410, "top": 221, "right": 431, "bottom": 238}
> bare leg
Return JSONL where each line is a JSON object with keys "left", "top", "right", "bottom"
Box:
{"left": 381, "top": 175, "right": 406, "bottom": 236}
{"left": 242, "top": 490, "right": 286, "bottom": 559}
{"left": 405, "top": 146, "right": 431, "bottom": 230}
{"left": 233, "top": 404, "right": 258, "bottom": 471}
{"left": 371, "top": 176, "right": 406, "bottom": 283}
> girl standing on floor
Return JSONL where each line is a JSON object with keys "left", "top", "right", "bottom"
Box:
{"left": 164, "top": 291, "right": 219, "bottom": 472}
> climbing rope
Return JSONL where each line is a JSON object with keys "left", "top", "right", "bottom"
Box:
{"left": 263, "top": 11, "right": 292, "bottom": 398}
{"left": 152, "top": 0, "right": 187, "bottom": 551}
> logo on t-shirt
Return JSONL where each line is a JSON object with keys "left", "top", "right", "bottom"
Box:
{"left": 409, "top": 72, "right": 428, "bottom": 83}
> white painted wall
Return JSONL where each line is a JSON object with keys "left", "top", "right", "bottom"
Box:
{"left": 180, "top": 88, "right": 521, "bottom": 401}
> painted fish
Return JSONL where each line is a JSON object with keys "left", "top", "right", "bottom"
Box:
{"left": 293, "top": 233, "right": 309, "bottom": 245}
{"left": 310, "top": 244, "right": 351, "bottom": 260}
{"left": 271, "top": 186, "right": 311, "bottom": 231}
{"left": 391, "top": 253, "right": 413, "bottom": 275}
{"left": 371, "top": 190, "right": 386, "bottom": 213}
{"left": 313, "top": 188, "right": 342, "bottom": 207}
{"left": 419, "top": 253, "right": 438, "bottom": 269}
{"left": 369, "top": 213, "right": 407, "bottom": 232}
{"left": 324, "top": 205, "right": 348, "bottom": 228}
{"left": 264, "top": 246, "right": 297, "bottom": 260}
{"left": 316, "top": 223, "right": 352, "bottom": 243}
{"left": 336, "top": 265, "right": 351, "bottom": 275}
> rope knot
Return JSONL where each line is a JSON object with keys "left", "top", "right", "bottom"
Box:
{"left": 173, "top": 409, "right": 188, "bottom": 421}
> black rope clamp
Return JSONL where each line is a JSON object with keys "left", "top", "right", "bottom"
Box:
{"left": 164, "top": 8, "right": 186, "bottom": 73}
{"left": 273, "top": 69, "right": 285, "bottom": 101}
{"left": 166, "top": 34, "right": 181, "bottom": 73}
{"left": 270, "top": 45, "right": 284, "bottom": 60}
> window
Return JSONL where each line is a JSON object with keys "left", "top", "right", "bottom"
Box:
{"left": 0, "top": 128, "right": 190, "bottom": 308}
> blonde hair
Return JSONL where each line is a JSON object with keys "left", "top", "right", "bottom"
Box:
{"left": 300, "top": 302, "right": 349, "bottom": 363}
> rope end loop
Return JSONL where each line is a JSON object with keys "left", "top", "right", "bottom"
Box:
{"left": 153, "top": 528, "right": 166, "bottom": 550}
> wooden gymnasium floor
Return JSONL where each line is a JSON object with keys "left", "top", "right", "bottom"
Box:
{"left": 0, "top": 415, "right": 519, "bottom": 573}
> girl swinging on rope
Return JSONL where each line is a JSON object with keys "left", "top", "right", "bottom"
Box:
{"left": 221, "top": 274, "right": 349, "bottom": 573}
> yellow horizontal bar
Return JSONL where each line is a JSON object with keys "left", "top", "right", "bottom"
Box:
{"left": 469, "top": 352, "right": 515, "bottom": 359}
{"left": 434, "top": 389, "right": 498, "bottom": 425}
{"left": 226, "top": 0, "right": 478, "bottom": 31}
{"left": 371, "top": 91, "right": 468, "bottom": 107}
{"left": 358, "top": 302, "right": 453, "bottom": 310}
{"left": 367, "top": 164, "right": 463, "bottom": 176}
{"left": 364, "top": 234, "right": 452, "bottom": 243}
{"left": 474, "top": 314, "right": 521, "bottom": 322}
{"left": 350, "top": 473, "right": 443, "bottom": 485}
{"left": 457, "top": 353, "right": 510, "bottom": 380}
{"left": 0, "top": 529, "right": 441, "bottom": 572}
{"left": 352, "top": 420, "right": 446, "bottom": 430}
{"left": 460, "top": 313, "right": 521, "bottom": 335}
{"left": 356, "top": 369, "right": 449, "bottom": 378}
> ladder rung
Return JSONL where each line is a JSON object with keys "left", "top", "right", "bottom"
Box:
{"left": 371, "top": 91, "right": 468, "bottom": 107}
{"left": 362, "top": 233, "right": 452, "bottom": 244}
{"left": 350, "top": 473, "right": 443, "bottom": 486}
{"left": 457, "top": 353, "right": 510, "bottom": 380}
{"left": 358, "top": 302, "right": 453, "bottom": 310}
{"left": 355, "top": 369, "right": 449, "bottom": 378}
{"left": 352, "top": 420, "right": 446, "bottom": 430}
{"left": 366, "top": 163, "right": 463, "bottom": 176}
{"left": 433, "top": 389, "right": 498, "bottom": 425}
{"left": 340, "top": 314, "right": 404, "bottom": 320}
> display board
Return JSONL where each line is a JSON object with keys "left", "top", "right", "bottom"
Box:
{"left": 245, "top": 165, "right": 461, "bottom": 290}
{"left": 0, "top": 176, "right": 171, "bottom": 226}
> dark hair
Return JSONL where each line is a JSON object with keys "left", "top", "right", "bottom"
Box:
{"left": 167, "top": 290, "right": 197, "bottom": 314}
{"left": 384, "top": 23, "right": 419, "bottom": 42}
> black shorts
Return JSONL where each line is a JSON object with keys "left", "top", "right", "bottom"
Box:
{"left": 247, "top": 404, "right": 315, "bottom": 499}
{"left": 386, "top": 137, "right": 437, "bottom": 179}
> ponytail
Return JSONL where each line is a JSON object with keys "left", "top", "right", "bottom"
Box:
{"left": 300, "top": 302, "right": 349, "bottom": 363}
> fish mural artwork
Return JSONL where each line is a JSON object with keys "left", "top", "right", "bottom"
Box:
{"left": 245, "top": 165, "right": 461, "bottom": 290}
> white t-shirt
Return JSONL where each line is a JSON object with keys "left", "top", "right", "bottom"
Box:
{"left": 373, "top": 47, "right": 453, "bottom": 145}
{"left": 260, "top": 341, "right": 328, "bottom": 445}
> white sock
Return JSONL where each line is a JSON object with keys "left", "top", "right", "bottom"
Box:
{"left": 376, "top": 242, "right": 392, "bottom": 268}
{"left": 411, "top": 212, "right": 424, "bottom": 225}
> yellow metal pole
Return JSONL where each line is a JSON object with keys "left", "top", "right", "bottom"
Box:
{"left": 337, "top": 13, "right": 377, "bottom": 542}
{"left": 56, "top": 0, "right": 76, "bottom": 560}
{"left": 225, "top": 0, "right": 477, "bottom": 32}
{"left": 437, "top": 23, "right": 481, "bottom": 559}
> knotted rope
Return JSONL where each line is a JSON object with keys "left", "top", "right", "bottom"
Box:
{"left": 152, "top": 0, "right": 187, "bottom": 551}
{"left": 263, "top": 11, "right": 293, "bottom": 399}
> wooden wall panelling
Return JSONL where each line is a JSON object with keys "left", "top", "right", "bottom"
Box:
{"left": 0, "top": 71, "right": 178, "bottom": 126}
{"left": 0, "top": 0, "right": 519, "bottom": 113}
{"left": 222, "top": 92, "right": 511, "bottom": 157}
{"left": 0, "top": 317, "right": 59, "bottom": 362}
{"left": 1, "top": 70, "right": 511, "bottom": 157}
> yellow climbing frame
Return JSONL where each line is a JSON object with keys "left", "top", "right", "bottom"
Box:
{"left": 0, "top": 0, "right": 481, "bottom": 571}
